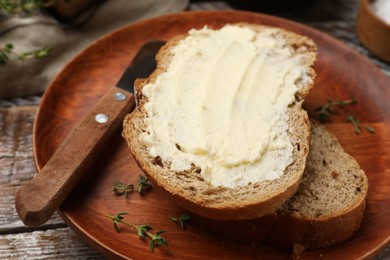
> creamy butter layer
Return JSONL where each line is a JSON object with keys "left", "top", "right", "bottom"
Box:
{"left": 140, "top": 25, "right": 312, "bottom": 188}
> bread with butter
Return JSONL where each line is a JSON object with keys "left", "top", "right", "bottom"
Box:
{"left": 194, "top": 122, "right": 368, "bottom": 250}
{"left": 122, "top": 23, "right": 317, "bottom": 220}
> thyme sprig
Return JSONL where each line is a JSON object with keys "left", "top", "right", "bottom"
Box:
{"left": 315, "top": 97, "right": 375, "bottom": 135}
{"left": 171, "top": 214, "right": 191, "bottom": 230}
{"left": 314, "top": 97, "right": 357, "bottom": 122}
{"left": 105, "top": 212, "right": 168, "bottom": 252}
{"left": 345, "top": 114, "right": 376, "bottom": 135}
{"left": 138, "top": 174, "right": 152, "bottom": 193}
{"left": 112, "top": 181, "right": 134, "bottom": 198}
{"left": 0, "top": 0, "right": 56, "bottom": 14}
{"left": 0, "top": 43, "right": 52, "bottom": 65}
{"left": 20, "top": 46, "right": 51, "bottom": 59}
{"left": 113, "top": 175, "right": 152, "bottom": 198}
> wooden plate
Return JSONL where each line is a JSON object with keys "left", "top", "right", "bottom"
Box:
{"left": 33, "top": 10, "right": 390, "bottom": 259}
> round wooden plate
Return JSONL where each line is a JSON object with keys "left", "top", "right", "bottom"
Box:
{"left": 34, "top": 10, "right": 390, "bottom": 259}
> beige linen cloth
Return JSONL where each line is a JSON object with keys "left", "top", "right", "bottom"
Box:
{"left": 0, "top": 0, "right": 188, "bottom": 99}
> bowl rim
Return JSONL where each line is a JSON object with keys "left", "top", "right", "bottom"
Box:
{"left": 362, "top": 0, "right": 390, "bottom": 29}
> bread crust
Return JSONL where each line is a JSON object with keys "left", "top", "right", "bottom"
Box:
{"left": 122, "top": 23, "right": 317, "bottom": 220}
{"left": 268, "top": 200, "right": 366, "bottom": 249}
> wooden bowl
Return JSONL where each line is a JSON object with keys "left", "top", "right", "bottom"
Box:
{"left": 356, "top": 0, "right": 390, "bottom": 63}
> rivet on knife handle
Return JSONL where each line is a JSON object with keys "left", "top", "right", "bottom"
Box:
{"left": 15, "top": 87, "right": 134, "bottom": 226}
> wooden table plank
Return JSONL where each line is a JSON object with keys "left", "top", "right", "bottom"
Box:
{"left": 0, "top": 107, "right": 36, "bottom": 184}
{"left": 0, "top": 183, "right": 66, "bottom": 235}
{"left": 0, "top": 107, "right": 66, "bottom": 232}
{"left": 0, "top": 106, "right": 101, "bottom": 258}
{"left": 0, "top": 228, "right": 103, "bottom": 259}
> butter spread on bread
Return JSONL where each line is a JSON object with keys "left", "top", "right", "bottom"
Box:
{"left": 123, "top": 23, "right": 317, "bottom": 220}
{"left": 140, "top": 25, "right": 314, "bottom": 188}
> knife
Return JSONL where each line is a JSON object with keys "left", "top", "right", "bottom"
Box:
{"left": 15, "top": 40, "right": 165, "bottom": 227}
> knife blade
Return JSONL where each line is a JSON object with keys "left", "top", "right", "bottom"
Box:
{"left": 15, "top": 40, "right": 165, "bottom": 227}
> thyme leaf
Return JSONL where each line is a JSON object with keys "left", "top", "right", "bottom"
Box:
{"left": 364, "top": 125, "right": 376, "bottom": 134}
{"left": 138, "top": 174, "right": 152, "bottom": 194}
{"left": 345, "top": 114, "right": 361, "bottom": 134}
{"left": 171, "top": 214, "right": 191, "bottom": 230}
{"left": 112, "top": 181, "right": 134, "bottom": 198}
{"left": 149, "top": 230, "right": 168, "bottom": 252}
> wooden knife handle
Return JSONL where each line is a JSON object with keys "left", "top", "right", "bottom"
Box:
{"left": 15, "top": 86, "right": 134, "bottom": 226}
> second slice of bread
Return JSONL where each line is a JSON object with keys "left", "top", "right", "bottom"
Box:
{"left": 122, "top": 23, "right": 317, "bottom": 220}
{"left": 267, "top": 121, "right": 368, "bottom": 250}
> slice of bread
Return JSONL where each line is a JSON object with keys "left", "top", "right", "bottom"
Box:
{"left": 193, "top": 122, "right": 368, "bottom": 251}
{"left": 122, "top": 24, "right": 317, "bottom": 220}
{"left": 268, "top": 121, "right": 368, "bottom": 250}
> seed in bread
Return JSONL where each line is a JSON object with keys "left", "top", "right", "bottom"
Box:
{"left": 122, "top": 24, "right": 317, "bottom": 220}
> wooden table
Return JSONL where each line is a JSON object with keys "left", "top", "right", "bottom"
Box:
{"left": 1, "top": 0, "right": 389, "bottom": 258}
